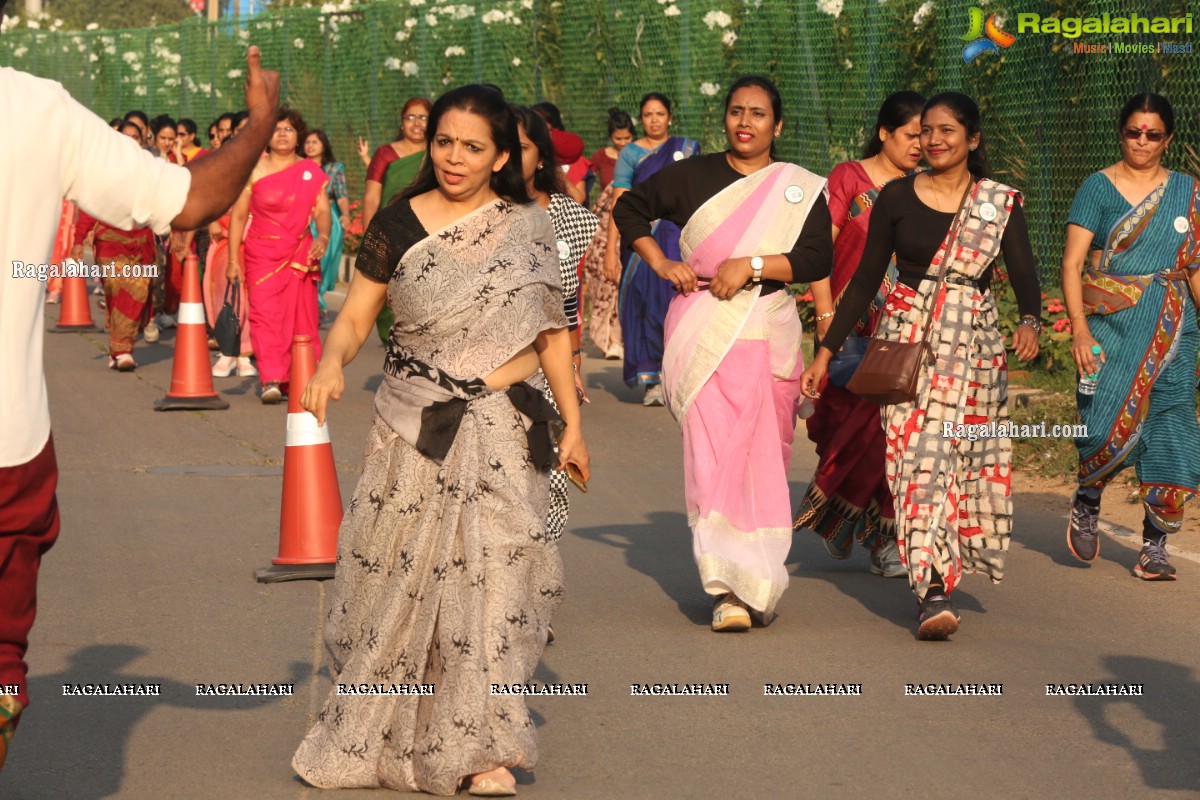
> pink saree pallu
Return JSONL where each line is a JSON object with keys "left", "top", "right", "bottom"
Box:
{"left": 879, "top": 180, "right": 1020, "bottom": 599}
{"left": 663, "top": 162, "right": 825, "bottom": 619}
{"left": 244, "top": 160, "right": 327, "bottom": 386}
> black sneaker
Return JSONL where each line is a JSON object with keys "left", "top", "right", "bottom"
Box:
{"left": 1133, "top": 537, "right": 1177, "bottom": 581}
{"left": 1067, "top": 494, "right": 1101, "bottom": 562}
{"left": 917, "top": 594, "right": 961, "bottom": 640}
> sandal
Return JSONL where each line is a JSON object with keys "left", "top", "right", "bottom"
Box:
{"left": 462, "top": 767, "right": 517, "bottom": 796}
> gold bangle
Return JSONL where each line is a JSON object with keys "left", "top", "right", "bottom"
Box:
{"left": 1070, "top": 311, "right": 1087, "bottom": 320}
{"left": 815, "top": 311, "right": 835, "bottom": 321}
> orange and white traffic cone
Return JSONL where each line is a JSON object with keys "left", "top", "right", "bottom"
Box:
{"left": 154, "top": 254, "right": 229, "bottom": 411}
{"left": 48, "top": 267, "right": 96, "bottom": 332}
{"left": 254, "top": 335, "right": 342, "bottom": 582}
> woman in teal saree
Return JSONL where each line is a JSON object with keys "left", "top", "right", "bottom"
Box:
{"left": 1063, "top": 93, "right": 1200, "bottom": 580}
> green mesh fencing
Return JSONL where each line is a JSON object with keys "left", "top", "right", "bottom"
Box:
{"left": 2, "top": 0, "right": 1198, "bottom": 280}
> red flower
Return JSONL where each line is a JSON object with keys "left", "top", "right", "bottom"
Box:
{"left": 1052, "top": 318, "right": 1070, "bottom": 332}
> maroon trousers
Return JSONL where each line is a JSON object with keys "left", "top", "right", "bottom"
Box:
{"left": 0, "top": 436, "right": 60, "bottom": 711}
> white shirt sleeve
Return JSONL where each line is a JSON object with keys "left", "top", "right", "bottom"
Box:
{"left": 57, "top": 88, "right": 191, "bottom": 235}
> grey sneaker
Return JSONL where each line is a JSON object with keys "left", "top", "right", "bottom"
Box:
{"left": 643, "top": 383, "right": 665, "bottom": 407}
{"left": 870, "top": 539, "right": 907, "bottom": 578}
{"left": 260, "top": 383, "right": 283, "bottom": 405}
{"left": 1067, "top": 494, "right": 1101, "bottom": 562}
{"left": 917, "top": 594, "right": 960, "bottom": 640}
{"left": 1133, "top": 537, "right": 1177, "bottom": 581}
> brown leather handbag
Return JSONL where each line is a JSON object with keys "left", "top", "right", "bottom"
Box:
{"left": 847, "top": 182, "right": 974, "bottom": 405}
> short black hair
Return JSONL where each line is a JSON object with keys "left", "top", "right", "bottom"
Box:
{"left": 123, "top": 110, "right": 150, "bottom": 127}
{"left": 532, "top": 102, "right": 565, "bottom": 131}
{"left": 177, "top": 118, "right": 197, "bottom": 136}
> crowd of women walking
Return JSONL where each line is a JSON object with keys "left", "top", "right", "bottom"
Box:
{"left": 49, "top": 77, "right": 1199, "bottom": 797}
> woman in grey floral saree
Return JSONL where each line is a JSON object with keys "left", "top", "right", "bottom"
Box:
{"left": 292, "top": 85, "right": 590, "bottom": 797}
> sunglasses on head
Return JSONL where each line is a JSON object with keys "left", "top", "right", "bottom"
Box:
{"left": 1123, "top": 128, "right": 1166, "bottom": 142}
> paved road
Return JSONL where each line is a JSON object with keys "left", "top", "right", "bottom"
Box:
{"left": 4, "top": 298, "right": 1199, "bottom": 799}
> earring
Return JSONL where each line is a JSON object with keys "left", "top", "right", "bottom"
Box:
{"left": 969, "top": 145, "right": 977, "bottom": 151}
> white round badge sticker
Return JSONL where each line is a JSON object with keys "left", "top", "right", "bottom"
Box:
{"left": 979, "top": 202, "right": 997, "bottom": 222}
{"left": 561, "top": 164, "right": 570, "bottom": 173}
{"left": 784, "top": 185, "right": 804, "bottom": 204}
{"left": 672, "top": 150, "right": 684, "bottom": 161}
{"left": 1174, "top": 216, "right": 1190, "bottom": 234}
{"left": 302, "top": 170, "right": 312, "bottom": 181}
{"left": 557, "top": 240, "right": 571, "bottom": 261}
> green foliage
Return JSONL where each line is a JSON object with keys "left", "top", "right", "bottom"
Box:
{"left": 6, "top": 0, "right": 194, "bottom": 31}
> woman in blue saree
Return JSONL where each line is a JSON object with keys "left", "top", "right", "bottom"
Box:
{"left": 604, "top": 92, "right": 700, "bottom": 406}
{"left": 1063, "top": 93, "right": 1200, "bottom": 580}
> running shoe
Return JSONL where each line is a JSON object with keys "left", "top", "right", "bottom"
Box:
{"left": 917, "top": 594, "right": 960, "bottom": 640}
{"left": 712, "top": 594, "right": 751, "bottom": 632}
{"left": 143, "top": 321, "right": 160, "bottom": 343}
{"left": 260, "top": 383, "right": 283, "bottom": 405}
{"left": 604, "top": 343, "right": 624, "bottom": 361}
{"left": 643, "top": 383, "right": 665, "bottom": 407}
{"left": 236, "top": 356, "right": 258, "bottom": 377}
{"left": 1133, "top": 537, "right": 1177, "bottom": 581}
{"left": 155, "top": 312, "right": 177, "bottom": 329}
{"left": 869, "top": 539, "right": 907, "bottom": 578}
{"left": 1067, "top": 494, "right": 1101, "bottom": 562}
{"left": 211, "top": 355, "right": 237, "bottom": 377}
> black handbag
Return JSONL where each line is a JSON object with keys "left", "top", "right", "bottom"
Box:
{"left": 214, "top": 280, "right": 241, "bottom": 357}
{"left": 826, "top": 335, "right": 870, "bottom": 388}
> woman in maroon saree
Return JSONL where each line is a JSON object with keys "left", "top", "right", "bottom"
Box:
{"left": 228, "top": 108, "right": 331, "bottom": 403}
{"left": 794, "top": 92, "right": 924, "bottom": 577}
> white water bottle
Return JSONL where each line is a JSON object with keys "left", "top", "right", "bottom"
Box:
{"left": 1078, "top": 345, "right": 1102, "bottom": 395}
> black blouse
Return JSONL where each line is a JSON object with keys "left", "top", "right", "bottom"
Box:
{"left": 821, "top": 175, "right": 1042, "bottom": 354}
{"left": 611, "top": 152, "right": 833, "bottom": 292}
{"left": 355, "top": 198, "right": 429, "bottom": 284}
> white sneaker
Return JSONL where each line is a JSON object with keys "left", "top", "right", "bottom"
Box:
{"left": 236, "top": 356, "right": 258, "bottom": 377}
{"left": 143, "top": 322, "right": 160, "bottom": 343}
{"left": 870, "top": 539, "right": 907, "bottom": 578}
{"left": 604, "top": 343, "right": 624, "bottom": 360}
{"left": 712, "top": 594, "right": 751, "bottom": 632}
{"left": 211, "top": 355, "right": 237, "bottom": 377}
{"left": 155, "top": 312, "right": 177, "bottom": 329}
{"left": 643, "top": 383, "right": 665, "bottom": 407}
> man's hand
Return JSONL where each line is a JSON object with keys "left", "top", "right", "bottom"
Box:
{"left": 244, "top": 46, "right": 281, "bottom": 124}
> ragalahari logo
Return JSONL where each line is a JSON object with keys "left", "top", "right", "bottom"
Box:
{"left": 962, "top": 7, "right": 1017, "bottom": 62}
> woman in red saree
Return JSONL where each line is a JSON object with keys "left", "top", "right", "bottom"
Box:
{"left": 72, "top": 211, "right": 157, "bottom": 371}
{"left": 794, "top": 91, "right": 924, "bottom": 578}
{"left": 228, "top": 108, "right": 332, "bottom": 403}
{"left": 613, "top": 76, "right": 832, "bottom": 631}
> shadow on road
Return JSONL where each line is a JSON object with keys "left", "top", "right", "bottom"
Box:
{"left": 5, "top": 645, "right": 306, "bottom": 800}
{"left": 571, "top": 511, "right": 710, "bottom": 626}
{"left": 1072, "top": 655, "right": 1200, "bottom": 792}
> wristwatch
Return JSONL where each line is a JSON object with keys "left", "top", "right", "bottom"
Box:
{"left": 750, "top": 256, "right": 764, "bottom": 284}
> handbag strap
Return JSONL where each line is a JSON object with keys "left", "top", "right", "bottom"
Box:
{"left": 224, "top": 279, "right": 240, "bottom": 317}
{"left": 917, "top": 179, "right": 978, "bottom": 359}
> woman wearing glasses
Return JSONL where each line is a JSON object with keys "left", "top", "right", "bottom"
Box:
{"left": 363, "top": 97, "right": 431, "bottom": 342}
{"left": 227, "top": 107, "right": 332, "bottom": 404}
{"left": 1062, "top": 93, "right": 1200, "bottom": 580}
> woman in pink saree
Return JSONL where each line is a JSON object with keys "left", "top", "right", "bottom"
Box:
{"left": 203, "top": 213, "right": 255, "bottom": 377}
{"left": 612, "top": 76, "right": 832, "bottom": 630}
{"left": 228, "top": 108, "right": 332, "bottom": 403}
